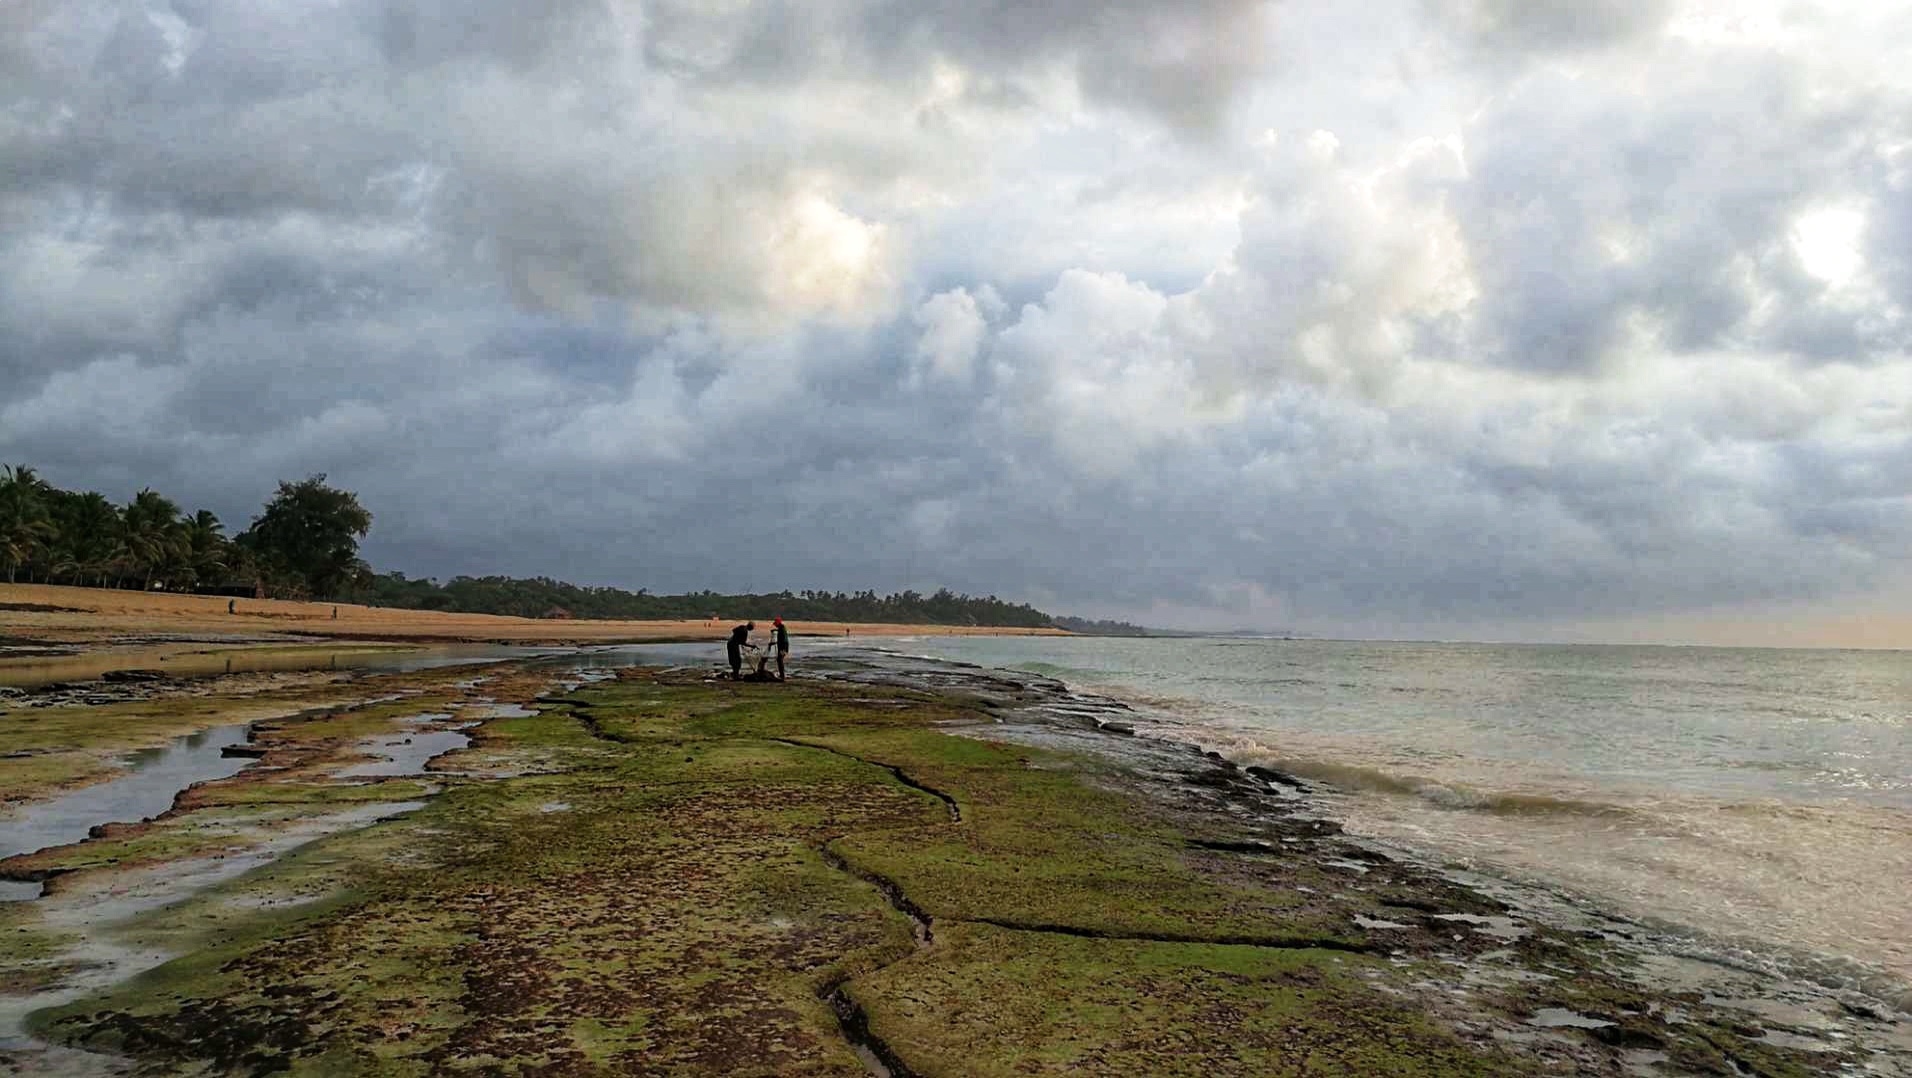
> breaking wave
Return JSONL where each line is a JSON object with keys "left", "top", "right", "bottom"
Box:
{"left": 1236, "top": 754, "right": 1635, "bottom": 819}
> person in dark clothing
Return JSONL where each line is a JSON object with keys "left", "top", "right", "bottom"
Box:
{"left": 772, "top": 617, "right": 790, "bottom": 681}
{"left": 726, "top": 621, "right": 755, "bottom": 680}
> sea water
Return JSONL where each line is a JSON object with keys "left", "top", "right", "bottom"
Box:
{"left": 852, "top": 635, "right": 1912, "bottom": 989}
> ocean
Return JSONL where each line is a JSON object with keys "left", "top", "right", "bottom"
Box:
{"left": 835, "top": 635, "right": 1912, "bottom": 993}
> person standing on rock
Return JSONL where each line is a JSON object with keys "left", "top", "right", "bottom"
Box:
{"left": 727, "top": 621, "right": 755, "bottom": 680}
{"left": 772, "top": 617, "right": 790, "bottom": 681}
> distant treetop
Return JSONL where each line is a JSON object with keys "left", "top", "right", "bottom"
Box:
{"left": 361, "top": 576, "right": 1056, "bottom": 628}
{"left": 1051, "top": 615, "right": 1158, "bottom": 637}
{"left": 1, "top": 466, "right": 1059, "bottom": 626}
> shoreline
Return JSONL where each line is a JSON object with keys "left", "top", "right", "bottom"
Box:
{"left": 840, "top": 634, "right": 1912, "bottom": 1003}
{"left": 1063, "top": 701, "right": 1912, "bottom": 999}
{"left": 813, "top": 648, "right": 1912, "bottom": 999}
{"left": 0, "top": 583, "right": 1070, "bottom": 652}
{"left": 1, "top": 650, "right": 1907, "bottom": 1074}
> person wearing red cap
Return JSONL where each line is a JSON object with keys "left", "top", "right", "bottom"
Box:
{"left": 772, "top": 617, "right": 790, "bottom": 681}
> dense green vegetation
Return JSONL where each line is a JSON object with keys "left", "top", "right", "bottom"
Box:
{"left": 0, "top": 465, "right": 1058, "bottom": 625}
{"left": 363, "top": 573, "right": 1056, "bottom": 627}
{"left": 0, "top": 466, "right": 372, "bottom": 600}
{"left": 1051, "top": 615, "right": 1159, "bottom": 636}
{"left": 235, "top": 476, "right": 374, "bottom": 599}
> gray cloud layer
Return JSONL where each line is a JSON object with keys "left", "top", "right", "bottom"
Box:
{"left": 3, "top": 0, "right": 1909, "bottom": 637}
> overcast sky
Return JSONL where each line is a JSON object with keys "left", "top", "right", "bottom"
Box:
{"left": 4, "top": 0, "right": 1911, "bottom": 642}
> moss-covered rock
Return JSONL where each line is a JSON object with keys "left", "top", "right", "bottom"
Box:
{"left": 9, "top": 669, "right": 1854, "bottom": 1076}
{"left": 853, "top": 922, "right": 1511, "bottom": 1076}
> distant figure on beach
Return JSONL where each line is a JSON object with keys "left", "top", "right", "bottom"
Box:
{"left": 773, "top": 617, "right": 789, "bottom": 681}
{"left": 332, "top": 606, "right": 338, "bottom": 619}
{"left": 228, "top": 599, "right": 236, "bottom": 615}
{"left": 727, "top": 621, "right": 755, "bottom": 680}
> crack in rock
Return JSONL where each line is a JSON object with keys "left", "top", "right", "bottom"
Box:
{"left": 818, "top": 841, "right": 934, "bottom": 946}
{"left": 962, "top": 917, "right": 1378, "bottom": 955}
{"left": 766, "top": 738, "right": 962, "bottom": 823}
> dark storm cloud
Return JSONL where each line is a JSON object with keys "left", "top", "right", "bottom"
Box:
{"left": 639, "top": 0, "right": 1272, "bottom": 133}
{"left": 1450, "top": 52, "right": 1895, "bottom": 373}
{"left": 1427, "top": 0, "right": 1674, "bottom": 52}
{"left": 859, "top": 0, "right": 1270, "bottom": 133}
{"left": 2, "top": 0, "right": 1909, "bottom": 637}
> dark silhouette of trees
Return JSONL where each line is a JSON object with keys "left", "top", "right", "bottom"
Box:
{"left": 0, "top": 468, "right": 368, "bottom": 599}
{"left": 235, "top": 475, "right": 373, "bottom": 600}
{"left": 121, "top": 489, "right": 184, "bottom": 590}
{"left": 1051, "top": 616, "right": 1156, "bottom": 637}
{"left": 357, "top": 574, "right": 1056, "bottom": 627}
{"left": 66, "top": 492, "right": 122, "bottom": 587}
{"left": 1, "top": 462, "right": 54, "bottom": 581}
{"left": 0, "top": 466, "right": 1059, "bottom": 627}
{"left": 0, "top": 466, "right": 56, "bottom": 584}
{"left": 179, "top": 510, "right": 230, "bottom": 592}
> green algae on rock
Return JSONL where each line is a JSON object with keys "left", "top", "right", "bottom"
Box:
{"left": 852, "top": 922, "right": 1510, "bottom": 1076}
{"left": 12, "top": 669, "right": 1874, "bottom": 1076}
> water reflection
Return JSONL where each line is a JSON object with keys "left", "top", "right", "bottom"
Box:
{"left": 0, "top": 726, "right": 255, "bottom": 876}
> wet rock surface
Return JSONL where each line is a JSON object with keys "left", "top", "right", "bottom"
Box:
{"left": 0, "top": 726, "right": 257, "bottom": 870}
{"left": 806, "top": 650, "right": 1912, "bottom": 1077}
{"left": 0, "top": 653, "right": 1903, "bottom": 1076}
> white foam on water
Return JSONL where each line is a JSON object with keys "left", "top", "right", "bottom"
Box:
{"left": 863, "top": 634, "right": 1912, "bottom": 995}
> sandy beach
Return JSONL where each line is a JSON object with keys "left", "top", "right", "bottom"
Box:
{"left": 0, "top": 583, "right": 1069, "bottom": 648}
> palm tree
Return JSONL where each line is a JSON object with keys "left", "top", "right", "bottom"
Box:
{"left": 0, "top": 465, "right": 55, "bottom": 584}
{"left": 5, "top": 465, "right": 45, "bottom": 492}
{"left": 183, "top": 510, "right": 229, "bottom": 590}
{"left": 42, "top": 549, "right": 80, "bottom": 586}
{"left": 0, "top": 514, "right": 54, "bottom": 584}
{"left": 68, "top": 492, "right": 121, "bottom": 587}
{"left": 121, "top": 489, "right": 185, "bottom": 590}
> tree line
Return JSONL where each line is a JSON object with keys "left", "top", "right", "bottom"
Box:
{"left": 0, "top": 465, "right": 1061, "bottom": 627}
{"left": 1050, "top": 615, "right": 1159, "bottom": 637}
{"left": 363, "top": 575, "right": 1057, "bottom": 627}
{"left": 0, "top": 466, "right": 372, "bottom": 600}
